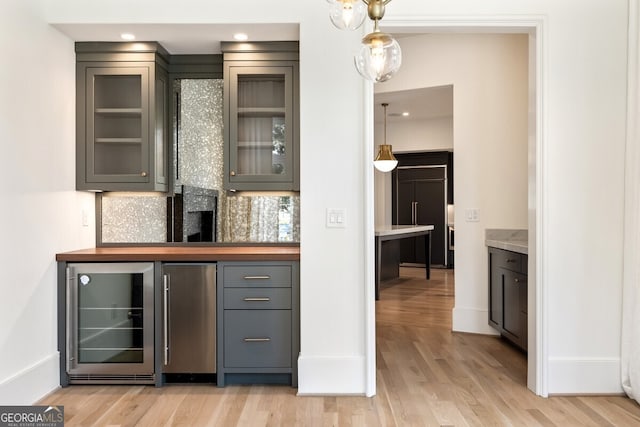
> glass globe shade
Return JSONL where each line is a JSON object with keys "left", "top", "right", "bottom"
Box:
{"left": 374, "top": 159, "right": 398, "bottom": 172}
{"left": 373, "top": 144, "right": 398, "bottom": 172}
{"left": 327, "top": 0, "right": 367, "bottom": 31}
{"left": 354, "top": 32, "right": 402, "bottom": 83}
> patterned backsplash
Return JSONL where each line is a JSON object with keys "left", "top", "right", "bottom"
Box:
{"left": 99, "top": 79, "right": 300, "bottom": 244}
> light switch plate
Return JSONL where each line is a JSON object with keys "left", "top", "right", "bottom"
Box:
{"left": 81, "top": 209, "right": 89, "bottom": 227}
{"left": 465, "top": 208, "right": 480, "bottom": 222}
{"left": 326, "top": 208, "right": 346, "bottom": 228}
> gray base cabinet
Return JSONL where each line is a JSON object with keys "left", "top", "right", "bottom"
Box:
{"left": 217, "top": 261, "right": 299, "bottom": 386}
{"left": 488, "top": 248, "right": 528, "bottom": 351}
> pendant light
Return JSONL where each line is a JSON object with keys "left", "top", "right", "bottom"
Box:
{"left": 327, "top": 0, "right": 367, "bottom": 30}
{"left": 327, "top": 0, "right": 402, "bottom": 82}
{"left": 374, "top": 103, "right": 398, "bottom": 172}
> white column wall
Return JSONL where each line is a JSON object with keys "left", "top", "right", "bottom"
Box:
{"left": 0, "top": 0, "right": 95, "bottom": 404}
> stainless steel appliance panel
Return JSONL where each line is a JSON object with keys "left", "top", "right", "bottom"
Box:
{"left": 162, "top": 263, "right": 216, "bottom": 373}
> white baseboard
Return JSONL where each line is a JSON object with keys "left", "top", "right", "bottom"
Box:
{"left": 0, "top": 353, "right": 60, "bottom": 405}
{"left": 297, "top": 354, "right": 366, "bottom": 395}
{"left": 452, "top": 306, "right": 500, "bottom": 335}
{"left": 548, "top": 357, "right": 623, "bottom": 394}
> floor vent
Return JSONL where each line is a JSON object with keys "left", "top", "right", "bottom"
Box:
{"left": 68, "top": 373, "right": 155, "bottom": 385}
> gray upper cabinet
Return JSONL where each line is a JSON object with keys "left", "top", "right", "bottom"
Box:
{"left": 76, "top": 43, "right": 169, "bottom": 191}
{"left": 222, "top": 42, "right": 299, "bottom": 191}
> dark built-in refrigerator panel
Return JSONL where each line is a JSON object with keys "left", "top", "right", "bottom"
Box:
{"left": 393, "top": 165, "right": 448, "bottom": 267}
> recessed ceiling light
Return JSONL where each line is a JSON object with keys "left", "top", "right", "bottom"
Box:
{"left": 233, "top": 33, "right": 249, "bottom": 41}
{"left": 120, "top": 33, "right": 136, "bottom": 41}
{"left": 402, "top": 112, "right": 410, "bottom": 117}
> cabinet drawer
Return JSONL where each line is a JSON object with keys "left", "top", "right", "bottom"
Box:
{"left": 222, "top": 265, "right": 292, "bottom": 288}
{"left": 224, "top": 310, "right": 291, "bottom": 368}
{"left": 224, "top": 288, "right": 291, "bottom": 310}
{"left": 493, "top": 249, "right": 523, "bottom": 273}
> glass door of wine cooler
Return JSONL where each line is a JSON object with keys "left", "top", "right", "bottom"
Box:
{"left": 66, "top": 262, "right": 154, "bottom": 380}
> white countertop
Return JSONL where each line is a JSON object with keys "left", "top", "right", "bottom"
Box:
{"left": 375, "top": 225, "right": 434, "bottom": 237}
{"left": 485, "top": 229, "right": 528, "bottom": 255}
{"left": 485, "top": 239, "right": 528, "bottom": 254}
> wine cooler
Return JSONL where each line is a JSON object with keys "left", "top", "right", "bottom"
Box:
{"left": 65, "top": 262, "right": 155, "bottom": 384}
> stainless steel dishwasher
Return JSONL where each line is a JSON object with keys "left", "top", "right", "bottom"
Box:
{"left": 162, "top": 263, "right": 216, "bottom": 374}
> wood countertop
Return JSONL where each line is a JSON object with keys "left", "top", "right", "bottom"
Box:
{"left": 56, "top": 245, "right": 300, "bottom": 262}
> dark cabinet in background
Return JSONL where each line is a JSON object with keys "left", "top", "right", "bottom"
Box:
{"left": 393, "top": 163, "right": 449, "bottom": 267}
{"left": 488, "top": 247, "right": 528, "bottom": 351}
{"left": 76, "top": 42, "right": 169, "bottom": 191}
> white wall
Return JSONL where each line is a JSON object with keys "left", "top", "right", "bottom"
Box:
{"left": 374, "top": 116, "right": 454, "bottom": 153}
{"left": 0, "top": 0, "right": 95, "bottom": 404}
{"left": 376, "top": 33, "right": 529, "bottom": 336}
{"left": 1, "top": 0, "right": 629, "bottom": 399}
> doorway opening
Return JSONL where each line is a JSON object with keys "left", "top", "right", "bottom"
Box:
{"left": 367, "top": 25, "right": 541, "bottom": 398}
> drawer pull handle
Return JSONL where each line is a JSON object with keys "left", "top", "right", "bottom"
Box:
{"left": 506, "top": 259, "right": 517, "bottom": 263}
{"left": 243, "top": 275, "right": 271, "bottom": 280}
{"left": 243, "top": 338, "right": 271, "bottom": 342}
{"left": 243, "top": 297, "right": 270, "bottom": 302}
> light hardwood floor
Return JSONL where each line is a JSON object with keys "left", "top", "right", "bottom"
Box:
{"left": 40, "top": 268, "right": 640, "bottom": 426}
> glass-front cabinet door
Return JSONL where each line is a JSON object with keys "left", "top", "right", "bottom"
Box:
{"left": 86, "top": 67, "right": 150, "bottom": 184}
{"left": 225, "top": 65, "right": 297, "bottom": 190}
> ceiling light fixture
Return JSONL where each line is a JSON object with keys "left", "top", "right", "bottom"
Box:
{"left": 328, "top": 0, "right": 367, "bottom": 30}
{"left": 120, "top": 33, "right": 136, "bottom": 41}
{"left": 233, "top": 33, "right": 249, "bottom": 41}
{"left": 374, "top": 103, "right": 398, "bottom": 172}
{"left": 327, "top": 0, "right": 402, "bottom": 82}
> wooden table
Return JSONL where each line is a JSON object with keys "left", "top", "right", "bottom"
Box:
{"left": 374, "top": 225, "right": 434, "bottom": 300}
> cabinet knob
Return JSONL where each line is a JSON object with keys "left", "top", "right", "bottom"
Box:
{"left": 230, "top": 171, "right": 236, "bottom": 176}
{"left": 141, "top": 171, "right": 148, "bottom": 177}
{"left": 515, "top": 278, "right": 520, "bottom": 283}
